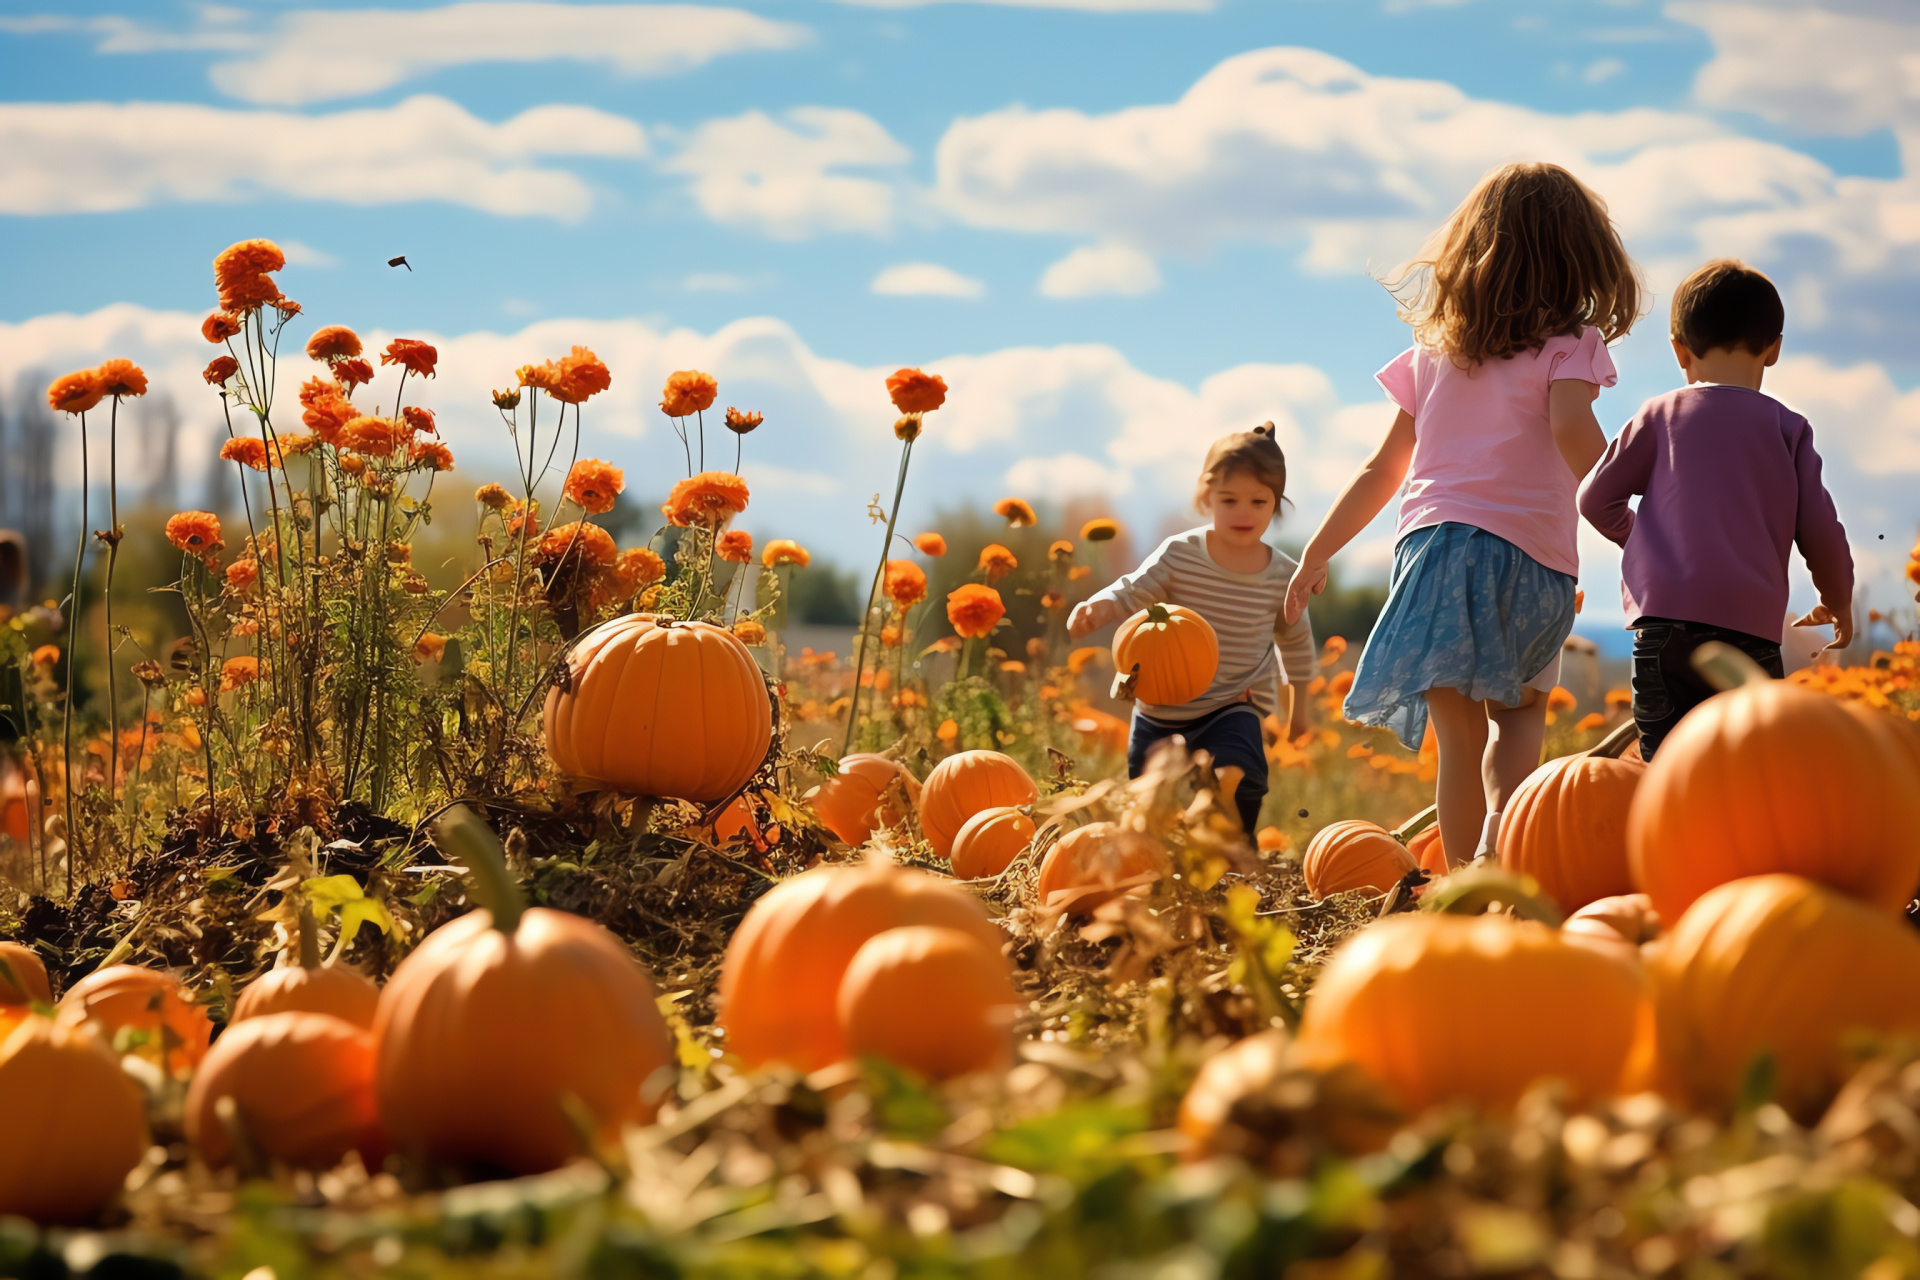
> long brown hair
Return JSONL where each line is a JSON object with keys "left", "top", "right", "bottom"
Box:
{"left": 1388, "top": 163, "right": 1642, "bottom": 365}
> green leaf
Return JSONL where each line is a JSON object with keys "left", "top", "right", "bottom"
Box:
{"left": 982, "top": 1099, "right": 1149, "bottom": 1176}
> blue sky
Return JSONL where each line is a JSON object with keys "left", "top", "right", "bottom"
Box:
{"left": 2, "top": 0, "right": 1917, "bottom": 639}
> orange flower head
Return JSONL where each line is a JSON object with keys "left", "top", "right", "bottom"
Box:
{"left": 886, "top": 367, "right": 947, "bottom": 414}
{"left": 334, "top": 358, "right": 374, "bottom": 390}
{"left": 1575, "top": 712, "right": 1607, "bottom": 732}
{"left": 1000, "top": 660, "right": 1026, "bottom": 674}
{"left": 761, "top": 538, "right": 810, "bottom": 568}
{"left": 716, "top": 529, "right": 754, "bottom": 563}
{"left": 555, "top": 347, "right": 611, "bottom": 404}
{"left": 164, "top": 511, "right": 224, "bottom": 560}
{"left": 340, "top": 416, "right": 400, "bottom": 457}
{"left": 219, "top": 273, "right": 283, "bottom": 313}
{"left": 616, "top": 546, "right": 666, "bottom": 587}
{"left": 662, "top": 470, "right": 750, "bottom": 528}
{"left": 414, "top": 633, "right": 448, "bottom": 665}
{"left": 492, "top": 388, "right": 522, "bottom": 410}
{"left": 338, "top": 452, "right": 367, "bottom": 477}
{"left": 218, "top": 655, "right": 262, "bottom": 693}
{"left": 1048, "top": 540, "right": 1074, "bottom": 562}
{"left": 1547, "top": 685, "right": 1579, "bottom": 713}
{"left": 47, "top": 369, "right": 104, "bottom": 415}
{"left": 724, "top": 407, "right": 762, "bottom": 435}
{"left": 1604, "top": 688, "right": 1631, "bottom": 709}
{"left": 505, "top": 499, "right": 539, "bottom": 537}
{"left": 273, "top": 297, "right": 302, "bottom": 317}
{"left": 31, "top": 644, "right": 60, "bottom": 669}
{"left": 381, "top": 338, "right": 438, "bottom": 378}
{"left": 660, "top": 369, "right": 718, "bottom": 418}
{"left": 300, "top": 384, "right": 356, "bottom": 444}
{"left": 219, "top": 437, "right": 274, "bottom": 471}
{"left": 1328, "top": 670, "right": 1356, "bottom": 697}
{"left": 518, "top": 362, "right": 562, "bottom": 395}
{"left": 733, "top": 619, "right": 767, "bottom": 646}
{"left": 937, "top": 718, "right": 959, "bottom": 744}
{"left": 978, "top": 543, "right": 1018, "bottom": 583}
{"left": 537, "top": 521, "right": 618, "bottom": 568}
{"left": 202, "top": 312, "right": 242, "bottom": 344}
{"left": 913, "top": 532, "right": 946, "bottom": 557}
{"left": 893, "top": 413, "right": 924, "bottom": 443}
{"left": 993, "top": 497, "right": 1036, "bottom": 528}
{"left": 1068, "top": 565, "right": 1091, "bottom": 581}
{"left": 564, "top": 458, "right": 624, "bottom": 514}
{"left": 226, "top": 558, "right": 259, "bottom": 593}
{"left": 401, "top": 406, "right": 436, "bottom": 436}
{"left": 1321, "top": 635, "right": 1349, "bottom": 663}
{"left": 408, "top": 440, "right": 455, "bottom": 472}
{"left": 1041, "top": 590, "right": 1065, "bottom": 611}
{"left": 475, "top": 483, "right": 513, "bottom": 511}
{"left": 1080, "top": 517, "right": 1120, "bottom": 543}
{"left": 306, "top": 326, "right": 362, "bottom": 362}
{"left": 214, "top": 239, "right": 286, "bottom": 313}
{"left": 884, "top": 560, "right": 927, "bottom": 608}
{"left": 1067, "top": 646, "right": 1106, "bottom": 675}
{"left": 203, "top": 356, "right": 240, "bottom": 386}
{"left": 947, "top": 583, "right": 1005, "bottom": 639}
{"left": 881, "top": 624, "right": 903, "bottom": 648}
{"left": 94, "top": 359, "right": 147, "bottom": 398}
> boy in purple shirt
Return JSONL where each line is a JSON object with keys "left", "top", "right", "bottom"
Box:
{"left": 1579, "top": 259, "right": 1854, "bottom": 759}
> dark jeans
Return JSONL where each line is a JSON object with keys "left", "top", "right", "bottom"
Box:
{"left": 1632, "top": 617, "right": 1784, "bottom": 760}
{"left": 1127, "top": 702, "right": 1268, "bottom": 833}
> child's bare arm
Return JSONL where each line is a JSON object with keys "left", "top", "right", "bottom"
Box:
{"left": 1549, "top": 380, "right": 1607, "bottom": 479}
{"left": 1284, "top": 409, "right": 1415, "bottom": 625}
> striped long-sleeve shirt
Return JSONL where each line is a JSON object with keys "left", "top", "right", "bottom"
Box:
{"left": 1088, "top": 527, "right": 1317, "bottom": 723}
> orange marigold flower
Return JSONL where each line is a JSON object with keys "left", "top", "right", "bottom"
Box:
{"left": 340, "top": 416, "right": 400, "bottom": 457}
{"left": 300, "top": 385, "right": 356, "bottom": 444}
{"left": 924, "top": 637, "right": 962, "bottom": 655}
{"left": 31, "top": 644, "right": 60, "bottom": 669}
{"left": 881, "top": 624, "right": 903, "bottom": 648}
{"left": 226, "top": 558, "right": 259, "bottom": 592}
{"left": 202, "top": 311, "right": 242, "bottom": 344}
{"left": 1000, "top": 660, "right": 1026, "bottom": 674}
{"left": 214, "top": 238, "right": 284, "bottom": 281}
{"left": 306, "top": 326, "right": 362, "bottom": 362}
{"left": 978, "top": 543, "right": 1017, "bottom": 582}
{"left": 733, "top": 619, "right": 767, "bottom": 646}
{"left": 414, "top": 633, "right": 448, "bottom": 664}
{"left": 1321, "top": 635, "right": 1349, "bottom": 663}
{"left": 1080, "top": 518, "right": 1120, "bottom": 542}
{"left": 1576, "top": 712, "right": 1607, "bottom": 732}
{"left": 408, "top": 440, "right": 455, "bottom": 471}
{"left": 1049, "top": 540, "right": 1074, "bottom": 561}
{"left": 662, "top": 471, "right": 750, "bottom": 528}
{"left": 273, "top": 297, "right": 302, "bottom": 317}
{"left": 47, "top": 369, "right": 103, "bottom": 415}
{"left": 381, "top": 338, "right": 438, "bottom": 378}
{"left": 616, "top": 546, "right": 666, "bottom": 588}
{"left": 334, "top": 358, "right": 374, "bottom": 390}
{"left": 716, "top": 529, "right": 755, "bottom": 563}
{"left": 1068, "top": 565, "right": 1091, "bottom": 581}
{"left": 518, "top": 362, "right": 563, "bottom": 395}
{"left": 401, "top": 406, "right": 436, "bottom": 436}
{"left": 1256, "top": 827, "right": 1290, "bottom": 853}
{"left": 564, "top": 459, "right": 624, "bottom": 514}
{"left": 884, "top": 560, "right": 927, "bottom": 608}
{"left": 724, "top": 407, "right": 762, "bottom": 435}
{"left": 94, "top": 359, "right": 148, "bottom": 398}
{"left": 947, "top": 583, "right": 1005, "bottom": 639}
{"left": 184, "top": 686, "right": 207, "bottom": 709}
{"left": 536, "top": 521, "right": 617, "bottom": 567}
{"left": 475, "top": 483, "right": 513, "bottom": 510}
{"left": 936, "top": 718, "right": 959, "bottom": 743}
{"left": 1547, "top": 686, "right": 1578, "bottom": 712}
{"left": 660, "top": 369, "right": 718, "bottom": 418}
{"left": 761, "top": 538, "right": 809, "bottom": 568}
{"left": 164, "top": 511, "right": 224, "bottom": 559}
{"left": 219, "top": 437, "right": 274, "bottom": 471}
{"left": 914, "top": 532, "right": 946, "bottom": 557}
{"left": 1604, "top": 688, "right": 1631, "bottom": 710}
{"left": 203, "top": 356, "right": 240, "bottom": 385}
{"left": 219, "top": 273, "right": 283, "bottom": 313}
{"left": 1041, "top": 590, "right": 1065, "bottom": 611}
{"left": 505, "top": 500, "right": 539, "bottom": 537}
{"left": 218, "top": 655, "right": 262, "bottom": 693}
{"left": 338, "top": 452, "right": 367, "bottom": 477}
{"left": 1067, "top": 646, "right": 1107, "bottom": 675}
{"left": 1328, "top": 670, "right": 1356, "bottom": 697}
{"left": 993, "top": 497, "right": 1036, "bottom": 528}
{"left": 556, "top": 347, "right": 611, "bottom": 404}
{"left": 893, "top": 413, "right": 924, "bottom": 443}
{"left": 492, "top": 388, "right": 522, "bottom": 410}
{"left": 886, "top": 367, "right": 947, "bottom": 415}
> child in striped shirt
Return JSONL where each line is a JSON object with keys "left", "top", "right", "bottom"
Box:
{"left": 1068, "top": 425, "right": 1316, "bottom": 833}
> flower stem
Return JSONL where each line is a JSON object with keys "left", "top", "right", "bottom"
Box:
{"left": 63, "top": 410, "right": 88, "bottom": 895}
{"left": 842, "top": 437, "right": 914, "bottom": 756}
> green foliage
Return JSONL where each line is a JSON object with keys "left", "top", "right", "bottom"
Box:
{"left": 786, "top": 560, "right": 863, "bottom": 626}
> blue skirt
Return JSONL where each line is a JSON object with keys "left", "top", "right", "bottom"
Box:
{"left": 1344, "top": 522, "right": 1577, "bottom": 749}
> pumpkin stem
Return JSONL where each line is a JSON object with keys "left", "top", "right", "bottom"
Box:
{"left": 1691, "top": 640, "right": 1771, "bottom": 692}
{"left": 296, "top": 901, "right": 321, "bottom": 970}
{"left": 1145, "top": 603, "right": 1171, "bottom": 625}
{"left": 432, "top": 806, "right": 526, "bottom": 935}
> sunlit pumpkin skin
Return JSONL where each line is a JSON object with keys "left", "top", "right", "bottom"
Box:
{"left": 1499, "top": 755, "right": 1644, "bottom": 913}
{"left": 919, "top": 750, "right": 1038, "bottom": 858}
{"left": 0, "top": 1017, "right": 148, "bottom": 1224}
{"left": 375, "top": 906, "right": 675, "bottom": 1174}
{"left": 837, "top": 926, "right": 1018, "bottom": 1079}
{"left": 1561, "top": 893, "right": 1661, "bottom": 956}
{"left": 186, "top": 1011, "right": 386, "bottom": 1171}
{"left": 1113, "top": 604, "right": 1219, "bottom": 706}
{"left": 0, "top": 942, "right": 51, "bottom": 1006}
{"left": 1648, "top": 874, "right": 1920, "bottom": 1119}
{"left": 58, "top": 964, "right": 212, "bottom": 1076}
{"left": 1296, "top": 913, "right": 1645, "bottom": 1113}
{"left": 1035, "top": 822, "right": 1169, "bottom": 916}
{"left": 718, "top": 860, "right": 1004, "bottom": 1072}
{"left": 1629, "top": 682, "right": 1920, "bottom": 923}
{"left": 544, "top": 614, "right": 773, "bottom": 803}
{"left": 1302, "top": 821, "right": 1417, "bottom": 899}
{"left": 232, "top": 964, "right": 379, "bottom": 1030}
{"left": 1407, "top": 827, "right": 1447, "bottom": 876}
{"left": 804, "top": 754, "right": 921, "bottom": 847}
{"left": 949, "top": 806, "right": 1036, "bottom": 880}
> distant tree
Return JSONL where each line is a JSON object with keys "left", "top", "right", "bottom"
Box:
{"left": 788, "top": 560, "right": 863, "bottom": 625}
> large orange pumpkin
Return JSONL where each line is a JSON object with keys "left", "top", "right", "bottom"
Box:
{"left": 1035, "top": 822, "right": 1169, "bottom": 916}
{"left": 186, "top": 1011, "right": 386, "bottom": 1171}
{"left": 1296, "top": 913, "right": 1644, "bottom": 1113}
{"left": 1113, "top": 603, "right": 1219, "bottom": 705}
{"left": 837, "top": 926, "right": 1018, "bottom": 1079}
{"left": 1561, "top": 893, "right": 1661, "bottom": 956}
{"left": 919, "top": 750, "right": 1037, "bottom": 858}
{"left": 375, "top": 808, "right": 675, "bottom": 1174}
{"left": 719, "top": 859, "right": 1004, "bottom": 1072}
{"left": 1629, "top": 681, "right": 1920, "bottom": 923}
{"left": 0, "top": 1016, "right": 148, "bottom": 1224}
{"left": 59, "top": 964, "right": 212, "bottom": 1076}
{"left": 0, "top": 942, "right": 51, "bottom": 1006}
{"left": 1648, "top": 874, "right": 1920, "bottom": 1119}
{"left": 1499, "top": 754, "right": 1643, "bottom": 913}
{"left": 1407, "top": 827, "right": 1448, "bottom": 876}
{"left": 232, "top": 908, "right": 378, "bottom": 1030}
{"left": 949, "top": 806, "right": 1036, "bottom": 880}
{"left": 1302, "top": 821, "right": 1417, "bottom": 899}
{"left": 804, "top": 754, "right": 921, "bottom": 847}
{"left": 544, "top": 615, "right": 772, "bottom": 803}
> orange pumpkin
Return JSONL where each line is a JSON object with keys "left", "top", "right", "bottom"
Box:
{"left": 713, "top": 794, "right": 772, "bottom": 851}
{"left": 1561, "top": 893, "right": 1661, "bottom": 955}
{"left": 0, "top": 942, "right": 51, "bottom": 1006}
{"left": 0, "top": 756, "right": 27, "bottom": 847}
{"left": 1407, "top": 827, "right": 1447, "bottom": 876}
{"left": 1035, "top": 822, "right": 1169, "bottom": 916}
{"left": 59, "top": 964, "right": 212, "bottom": 1076}
{"left": 919, "top": 750, "right": 1037, "bottom": 858}
{"left": 1628, "top": 682, "right": 1920, "bottom": 923}
{"left": 0, "top": 1016, "right": 148, "bottom": 1224}
{"left": 837, "top": 926, "right": 1018, "bottom": 1078}
{"left": 948, "top": 806, "right": 1036, "bottom": 880}
{"left": 1499, "top": 754, "right": 1644, "bottom": 913}
{"left": 186, "top": 1011, "right": 386, "bottom": 1171}
{"left": 1302, "top": 821, "right": 1417, "bottom": 899}
{"left": 544, "top": 615, "right": 772, "bottom": 803}
{"left": 719, "top": 859, "right": 1004, "bottom": 1072}
{"left": 804, "top": 754, "right": 921, "bottom": 847}
{"left": 1649, "top": 874, "right": 1920, "bottom": 1119}
{"left": 1113, "top": 603, "right": 1219, "bottom": 705}
{"left": 1177, "top": 1030, "right": 1291, "bottom": 1159}
{"left": 232, "top": 907, "right": 378, "bottom": 1030}
{"left": 1296, "top": 913, "right": 1644, "bottom": 1113}
{"left": 375, "top": 808, "right": 675, "bottom": 1174}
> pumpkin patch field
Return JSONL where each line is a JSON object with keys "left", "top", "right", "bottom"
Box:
{"left": 10, "top": 242, "right": 1920, "bottom": 1278}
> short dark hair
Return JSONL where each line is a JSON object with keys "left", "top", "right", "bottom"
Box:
{"left": 1671, "top": 259, "right": 1783, "bottom": 356}
{"left": 1196, "top": 423, "right": 1287, "bottom": 512}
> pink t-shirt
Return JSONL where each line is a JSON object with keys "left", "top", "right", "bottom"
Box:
{"left": 1376, "top": 326, "right": 1617, "bottom": 578}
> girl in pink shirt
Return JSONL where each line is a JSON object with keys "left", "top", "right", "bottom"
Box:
{"left": 1284, "top": 162, "right": 1642, "bottom": 867}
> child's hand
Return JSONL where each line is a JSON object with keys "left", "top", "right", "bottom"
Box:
{"left": 1284, "top": 558, "right": 1328, "bottom": 626}
{"left": 1793, "top": 604, "right": 1854, "bottom": 652}
{"left": 1068, "top": 599, "right": 1117, "bottom": 638}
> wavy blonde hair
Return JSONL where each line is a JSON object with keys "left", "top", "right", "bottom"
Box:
{"left": 1388, "top": 163, "right": 1642, "bottom": 366}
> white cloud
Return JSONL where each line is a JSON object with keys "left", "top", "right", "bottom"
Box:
{"left": 1004, "top": 452, "right": 1135, "bottom": 500}
{"left": 1672, "top": 1, "right": 1920, "bottom": 135}
{"left": 278, "top": 240, "right": 337, "bottom": 268}
{"left": 0, "top": 96, "right": 646, "bottom": 220}
{"left": 665, "top": 107, "right": 911, "bottom": 239}
{"left": 1584, "top": 57, "right": 1627, "bottom": 84}
{"left": 1038, "top": 242, "right": 1161, "bottom": 297}
{"left": 827, "top": 0, "right": 1212, "bottom": 9}
{"left": 870, "top": 262, "right": 987, "bottom": 298}
{"left": 682, "top": 272, "right": 763, "bottom": 293}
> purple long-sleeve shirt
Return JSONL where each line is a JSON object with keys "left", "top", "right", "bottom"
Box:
{"left": 1578, "top": 384, "right": 1853, "bottom": 641}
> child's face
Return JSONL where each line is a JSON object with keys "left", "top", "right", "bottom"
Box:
{"left": 1205, "top": 471, "right": 1277, "bottom": 543}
